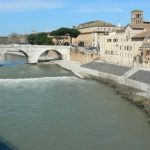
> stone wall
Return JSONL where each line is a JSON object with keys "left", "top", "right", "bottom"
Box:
{"left": 70, "top": 48, "right": 101, "bottom": 64}
{"left": 81, "top": 61, "right": 150, "bottom": 95}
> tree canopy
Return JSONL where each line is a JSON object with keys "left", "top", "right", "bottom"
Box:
{"left": 27, "top": 33, "right": 53, "bottom": 45}
{"left": 50, "top": 27, "right": 80, "bottom": 38}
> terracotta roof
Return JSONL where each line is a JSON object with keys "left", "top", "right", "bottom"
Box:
{"left": 128, "top": 23, "right": 150, "bottom": 30}
{"left": 76, "top": 20, "right": 115, "bottom": 29}
{"left": 130, "top": 24, "right": 144, "bottom": 29}
{"left": 132, "top": 30, "right": 150, "bottom": 39}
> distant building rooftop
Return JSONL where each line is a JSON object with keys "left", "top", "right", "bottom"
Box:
{"left": 0, "top": 37, "right": 9, "bottom": 44}
{"left": 128, "top": 24, "right": 150, "bottom": 30}
{"left": 109, "top": 26, "right": 125, "bottom": 33}
{"left": 131, "top": 9, "right": 143, "bottom": 12}
{"left": 132, "top": 30, "right": 150, "bottom": 39}
{"left": 76, "top": 20, "right": 115, "bottom": 29}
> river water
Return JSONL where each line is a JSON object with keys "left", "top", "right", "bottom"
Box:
{"left": 0, "top": 54, "right": 150, "bottom": 150}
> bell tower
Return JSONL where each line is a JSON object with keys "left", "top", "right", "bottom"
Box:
{"left": 131, "top": 10, "right": 143, "bottom": 25}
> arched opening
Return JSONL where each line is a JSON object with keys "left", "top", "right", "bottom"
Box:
{"left": 18, "top": 50, "right": 29, "bottom": 58}
{"left": 78, "top": 41, "right": 84, "bottom": 47}
{"left": 38, "top": 50, "right": 63, "bottom": 62}
{"left": 3, "top": 50, "right": 28, "bottom": 65}
{"left": 64, "top": 42, "right": 69, "bottom": 46}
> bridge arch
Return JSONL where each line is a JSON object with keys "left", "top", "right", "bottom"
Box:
{"left": 2, "top": 49, "right": 29, "bottom": 58}
{"left": 1, "top": 49, "right": 28, "bottom": 64}
{"left": 18, "top": 49, "right": 29, "bottom": 58}
{"left": 37, "top": 49, "right": 63, "bottom": 62}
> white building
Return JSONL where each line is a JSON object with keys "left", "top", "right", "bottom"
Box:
{"left": 99, "top": 10, "right": 150, "bottom": 67}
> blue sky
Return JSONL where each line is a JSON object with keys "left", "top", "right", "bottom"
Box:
{"left": 0, "top": 0, "right": 150, "bottom": 36}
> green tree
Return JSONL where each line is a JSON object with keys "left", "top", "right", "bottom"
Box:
{"left": 27, "top": 32, "right": 54, "bottom": 45}
{"left": 50, "top": 27, "right": 80, "bottom": 44}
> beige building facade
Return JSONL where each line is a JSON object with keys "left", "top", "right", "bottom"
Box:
{"left": 99, "top": 10, "right": 150, "bottom": 67}
{"left": 72, "top": 20, "right": 115, "bottom": 47}
{"left": 134, "top": 31, "right": 150, "bottom": 67}
{"left": 100, "top": 25, "right": 144, "bottom": 66}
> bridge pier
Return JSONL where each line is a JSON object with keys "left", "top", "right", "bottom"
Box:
{"left": 0, "top": 53, "right": 6, "bottom": 61}
{"left": 28, "top": 57, "right": 38, "bottom": 64}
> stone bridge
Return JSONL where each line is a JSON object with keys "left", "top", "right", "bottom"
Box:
{"left": 0, "top": 44, "right": 71, "bottom": 63}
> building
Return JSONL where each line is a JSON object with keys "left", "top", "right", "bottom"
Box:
{"left": 0, "top": 34, "right": 28, "bottom": 44}
{"left": 133, "top": 31, "right": 150, "bottom": 67}
{"left": 141, "top": 34, "right": 150, "bottom": 68}
{"left": 0, "top": 37, "right": 9, "bottom": 44}
{"left": 50, "top": 34, "right": 71, "bottom": 46}
{"left": 99, "top": 9, "right": 150, "bottom": 67}
{"left": 72, "top": 20, "right": 115, "bottom": 47}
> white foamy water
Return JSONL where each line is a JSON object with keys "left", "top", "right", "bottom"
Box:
{"left": 0, "top": 76, "right": 78, "bottom": 84}
{"left": 0, "top": 76, "right": 82, "bottom": 92}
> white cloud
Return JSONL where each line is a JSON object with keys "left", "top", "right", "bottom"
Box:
{"left": 0, "top": 0, "right": 65, "bottom": 12}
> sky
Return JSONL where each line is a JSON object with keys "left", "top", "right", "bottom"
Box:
{"left": 0, "top": 0, "right": 150, "bottom": 36}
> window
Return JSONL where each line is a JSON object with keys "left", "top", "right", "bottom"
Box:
{"left": 137, "top": 14, "right": 140, "bottom": 18}
{"left": 127, "top": 46, "right": 129, "bottom": 50}
{"left": 113, "top": 39, "right": 118, "bottom": 42}
{"left": 107, "top": 39, "right": 111, "bottom": 42}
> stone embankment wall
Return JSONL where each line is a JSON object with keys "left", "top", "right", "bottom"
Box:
{"left": 82, "top": 62, "right": 150, "bottom": 93}
{"left": 81, "top": 61, "right": 150, "bottom": 119}
{"left": 70, "top": 48, "right": 100, "bottom": 64}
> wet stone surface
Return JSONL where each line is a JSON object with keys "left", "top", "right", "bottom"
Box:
{"left": 129, "top": 70, "right": 150, "bottom": 84}
{"left": 82, "top": 62, "right": 131, "bottom": 76}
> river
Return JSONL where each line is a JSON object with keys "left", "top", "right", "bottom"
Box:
{"left": 0, "top": 54, "right": 150, "bottom": 150}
